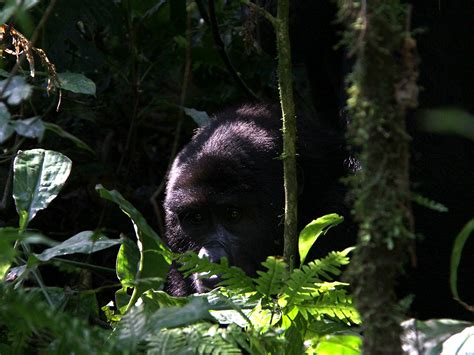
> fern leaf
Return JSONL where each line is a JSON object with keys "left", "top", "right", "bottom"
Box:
{"left": 179, "top": 252, "right": 255, "bottom": 293}
{"left": 255, "top": 256, "right": 289, "bottom": 297}
{"left": 283, "top": 249, "right": 352, "bottom": 309}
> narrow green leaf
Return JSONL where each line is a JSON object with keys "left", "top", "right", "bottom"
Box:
{"left": 298, "top": 214, "right": 344, "bottom": 265}
{"left": 58, "top": 72, "right": 96, "bottom": 96}
{"left": 13, "top": 149, "right": 72, "bottom": 230}
{"left": 43, "top": 122, "right": 94, "bottom": 153}
{"left": 34, "top": 231, "right": 122, "bottom": 262}
{"left": 450, "top": 218, "right": 474, "bottom": 302}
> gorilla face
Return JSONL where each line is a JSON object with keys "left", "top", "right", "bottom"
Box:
{"left": 164, "top": 105, "right": 285, "bottom": 294}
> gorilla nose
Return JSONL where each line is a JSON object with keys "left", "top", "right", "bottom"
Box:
{"left": 196, "top": 246, "right": 230, "bottom": 292}
{"left": 200, "top": 274, "right": 222, "bottom": 290}
{"left": 198, "top": 246, "right": 232, "bottom": 264}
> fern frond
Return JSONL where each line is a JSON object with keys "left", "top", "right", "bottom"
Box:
{"left": 146, "top": 323, "right": 242, "bottom": 354}
{"left": 283, "top": 249, "right": 351, "bottom": 309}
{"left": 178, "top": 252, "right": 255, "bottom": 293}
{"left": 301, "top": 289, "right": 360, "bottom": 324}
{"left": 0, "top": 286, "right": 112, "bottom": 353}
{"left": 112, "top": 303, "right": 148, "bottom": 352}
{"left": 255, "top": 256, "right": 289, "bottom": 297}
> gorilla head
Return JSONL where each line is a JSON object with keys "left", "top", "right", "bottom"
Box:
{"left": 164, "top": 104, "right": 350, "bottom": 296}
{"left": 164, "top": 105, "right": 284, "bottom": 294}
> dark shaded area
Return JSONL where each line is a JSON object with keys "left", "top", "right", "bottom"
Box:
{"left": 290, "top": 0, "right": 474, "bottom": 320}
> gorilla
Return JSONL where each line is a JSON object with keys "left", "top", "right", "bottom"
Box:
{"left": 164, "top": 0, "right": 473, "bottom": 321}
{"left": 163, "top": 104, "right": 352, "bottom": 296}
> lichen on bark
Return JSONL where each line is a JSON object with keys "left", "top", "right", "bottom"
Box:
{"left": 337, "top": 1, "right": 418, "bottom": 353}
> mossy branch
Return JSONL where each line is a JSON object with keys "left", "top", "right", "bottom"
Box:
{"left": 338, "top": 0, "right": 417, "bottom": 353}
{"left": 274, "top": 0, "right": 298, "bottom": 270}
{"left": 241, "top": 0, "right": 298, "bottom": 268}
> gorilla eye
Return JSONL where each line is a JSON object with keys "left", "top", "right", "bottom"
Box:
{"left": 183, "top": 210, "right": 205, "bottom": 225}
{"left": 189, "top": 212, "right": 204, "bottom": 225}
{"left": 227, "top": 207, "right": 241, "bottom": 222}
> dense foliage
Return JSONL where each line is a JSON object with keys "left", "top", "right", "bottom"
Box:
{"left": 0, "top": 1, "right": 472, "bottom": 354}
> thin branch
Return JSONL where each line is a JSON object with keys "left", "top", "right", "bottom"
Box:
{"left": 207, "top": 0, "right": 258, "bottom": 101}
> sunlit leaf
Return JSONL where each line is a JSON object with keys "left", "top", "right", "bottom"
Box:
{"left": 299, "top": 214, "right": 344, "bottom": 265}
{"left": 116, "top": 236, "right": 140, "bottom": 287}
{"left": 13, "top": 149, "right": 72, "bottom": 230}
{"left": 311, "top": 334, "right": 361, "bottom": 355}
{"left": 402, "top": 318, "right": 473, "bottom": 354}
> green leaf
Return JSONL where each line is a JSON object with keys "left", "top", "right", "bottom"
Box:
{"left": 442, "top": 326, "right": 474, "bottom": 354}
{"left": 96, "top": 185, "right": 171, "bottom": 309}
{"left": 311, "top": 334, "right": 362, "bottom": 355}
{"left": 0, "top": 76, "right": 32, "bottom": 105}
{"left": 299, "top": 214, "right": 344, "bottom": 265}
{"left": 43, "top": 122, "right": 94, "bottom": 153}
{"left": 34, "top": 231, "right": 122, "bottom": 262}
{"left": 13, "top": 116, "right": 45, "bottom": 140}
{"left": 0, "top": 236, "right": 16, "bottom": 280}
{"left": 57, "top": 72, "right": 96, "bottom": 96}
{"left": 0, "top": 103, "right": 14, "bottom": 144}
{"left": 418, "top": 108, "right": 474, "bottom": 141}
{"left": 450, "top": 218, "right": 474, "bottom": 303}
{"left": 13, "top": 149, "right": 72, "bottom": 230}
{"left": 0, "top": 227, "right": 55, "bottom": 280}
{"left": 0, "top": 0, "right": 39, "bottom": 23}
{"left": 255, "top": 256, "right": 289, "bottom": 296}
{"left": 116, "top": 236, "right": 140, "bottom": 287}
{"left": 141, "top": 290, "right": 188, "bottom": 311}
{"left": 402, "top": 318, "right": 473, "bottom": 355}
{"left": 183, "top": 107, "right": 210, "bottom": 127}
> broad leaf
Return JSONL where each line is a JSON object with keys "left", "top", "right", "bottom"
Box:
{"left": 402, "top": 319, "right": 473, "bottom": 355}
{"left": 116, "top": 236, "right": 140, "bottom": 287}
{"left": 299, "top": 214, "right": 344, "bottom": 265}
{"left": 34, "top": 231, "right": 122, "bottom": 261}
{"left": 96, "top": 185, "right": 171, "bottom": 307}
{"left": 0, "top": 76, "right": 32, "bottom": 105}
{"left": 184, "top": 107, "right": 210, "bottom": 127}
{"left": 0, "top": 103, "right": 14, "bottom": 143}
{"left": 13, "top": 149, "right": 72, "bottom": 230}
{"left": 311, "top": 334, "right": 362, "bottom": 355}
{"left": 13, "top": 116, "right": 45, "bottom": 140}
{"left": 58, "top": 72, "right": 96, "bottom": 96}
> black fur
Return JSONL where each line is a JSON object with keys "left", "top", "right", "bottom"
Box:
{"left": 164, "top": 104, "right": 351, "bottom": 296}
